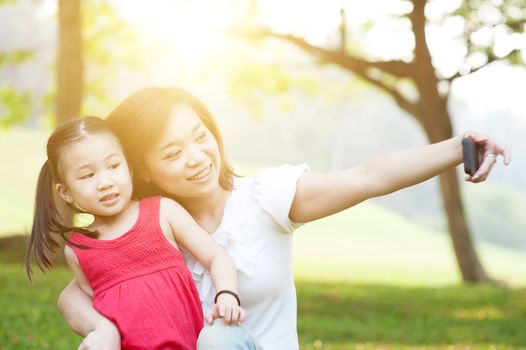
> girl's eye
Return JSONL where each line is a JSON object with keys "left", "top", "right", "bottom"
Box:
{"left": 80, "top": 173, "right": 94, "bottom": 180}
{"left": 109, "top": 162, "right": 120, "bottom": 170}
{"left": 163, "top": 150, "right": 182, "bottom": 160}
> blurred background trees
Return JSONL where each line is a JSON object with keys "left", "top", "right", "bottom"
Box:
{"left": 1, "top": 0, "right": 525, "bottom": 284}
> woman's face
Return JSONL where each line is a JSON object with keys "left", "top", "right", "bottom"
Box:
{"left": 142, "top": 105, "right": 222, "bottom": 199}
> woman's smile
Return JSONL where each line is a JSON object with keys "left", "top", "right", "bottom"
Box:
{"left": 188, "top": 164, "right": 212, "bottom": 181}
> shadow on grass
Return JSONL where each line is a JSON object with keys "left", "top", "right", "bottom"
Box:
{"left": 296, "top": 279, "right": 526, "bottom": 349}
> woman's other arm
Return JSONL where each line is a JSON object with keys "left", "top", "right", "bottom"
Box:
{"left": 57, "top": 279, "right": 120, "bottom": 349}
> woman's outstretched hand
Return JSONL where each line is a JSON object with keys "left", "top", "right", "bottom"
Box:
{"left": 77, "top": 319, "right": 121, "bottom": 350}
{"left": 205, "top": 293, "right": 246, "bottom": 326}
{"left": 463, "top": 131, "right": 512, "bottom": 183}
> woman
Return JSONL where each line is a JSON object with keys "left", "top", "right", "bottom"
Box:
{"left": 58, "top": 86, "right": 511, "bottom": 350}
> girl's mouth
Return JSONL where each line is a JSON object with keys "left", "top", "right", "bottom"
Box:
{"left": 100, "top": 193, "right": 119, "bottom": 203}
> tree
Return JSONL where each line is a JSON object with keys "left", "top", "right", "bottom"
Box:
{"left": 56, "top": 0, "right": 82, "bottom": 124}
{"left": 244, "top": 0, "right": 525, "bottom": 283}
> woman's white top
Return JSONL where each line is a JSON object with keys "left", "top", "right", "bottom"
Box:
{"left": 184, "top": 164, "right": 309, "bottom": 350}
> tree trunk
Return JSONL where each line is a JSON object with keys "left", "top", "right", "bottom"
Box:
{"left": 56, "top": 0, "right": 82, "bottom": 124}
{"left": 437, "top": 169, "right": 491, "bottom": 282}
{"left": 422, "top": 112, "right": 492, "bottom": 283}
{"left": 411, "top": 0, "right": 491, "bottom": 283}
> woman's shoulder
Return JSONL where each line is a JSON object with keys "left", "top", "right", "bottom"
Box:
{"left": 254, "top": 163, "right": 309, "bottom": 183}
{"left": 233, "top": 164, "right": 309, "bottom": 188}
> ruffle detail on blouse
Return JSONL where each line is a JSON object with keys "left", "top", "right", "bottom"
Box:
{"left": 184, "top": 179, "right": 256, "bottom": 310}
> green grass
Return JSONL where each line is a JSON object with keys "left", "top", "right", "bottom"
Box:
{"left": 0, "top": 264, "right": 81, "bottom": 349}
{"left": 293, "top": 203, "right": 526, "bottom": 287}
{"left": 296, "top": 280, "right": 526, "bottom": 350}
{"left": 1, "top": 262, "right": 525, "bottom": 350}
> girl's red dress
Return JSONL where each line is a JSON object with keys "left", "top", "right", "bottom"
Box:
{"left": 68, "top": 196, "right": 204, "bottom": 350}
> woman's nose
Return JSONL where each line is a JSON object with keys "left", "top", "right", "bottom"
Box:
{"left": 186, "top": 147, "right": 205, "bottom": 167}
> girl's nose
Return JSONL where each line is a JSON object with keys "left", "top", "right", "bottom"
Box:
{"left": 98, "top": 174, "right": 114, "bottom": 191}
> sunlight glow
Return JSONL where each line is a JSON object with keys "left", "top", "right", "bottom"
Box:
{"left": 115, "top": 0, "right": 234, "bottom": 65}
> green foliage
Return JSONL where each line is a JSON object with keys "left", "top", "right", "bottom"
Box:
{"left": 0, "top": 49, "right": 35, "bottom": 127}
{"left": 0, "top": 87, "right": 31, "bottom": 128}
{"left": 1, "top": 262, "right": 525, "bottom": 349}
{"left": 81, "top": 1, "right": 145, "bottom": 115}
{"left": 228, "top": 62, "right": 294, "bottom": 117}
{"left": 0, "top": 0, "right": 18, "bottom": 5}
{"left": 454, "top": 0, "right": 526, "bottom": 64}
{"left": 0, "top": 50, "right": 34, "bottom": 68}
{"left": 0, "top": 1, "right": 37, "bottom": 128}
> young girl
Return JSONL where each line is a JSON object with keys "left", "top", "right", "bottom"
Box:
{"left": 25, "top": 116, "right": 245, "bottom": 350}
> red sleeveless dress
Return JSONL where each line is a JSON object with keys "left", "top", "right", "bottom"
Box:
{"left": 68, "top": 196, "right": 204, "bottom": 350}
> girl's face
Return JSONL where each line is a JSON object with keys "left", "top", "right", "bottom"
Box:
{"left": 56, "top": 134, "right": 133, "bottom": 217}
{"left": 142, "top": 105, "right": 222, "bottom": 199}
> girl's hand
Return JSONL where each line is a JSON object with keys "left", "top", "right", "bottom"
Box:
{"left": 463, "top": 131, "right": 512, "bottom": 183}
{"left": 205, "top": 293, "right": 245, "bottom": 325}
{"left": 77, "top": 319, "right": 121, "bottom": 350}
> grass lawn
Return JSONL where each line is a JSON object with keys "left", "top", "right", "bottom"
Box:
{"left": 1, "top": 262, "right": 525, "bottom": 350}
{"left": 296, "top": 280, "right": 526, "bottom": 350}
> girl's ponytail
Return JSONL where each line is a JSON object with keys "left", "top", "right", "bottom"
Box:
{"left": 26, "top": 160, "right": 67, "bottom": 280}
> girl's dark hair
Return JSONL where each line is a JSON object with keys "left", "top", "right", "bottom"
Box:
{"left": 25, "top": 116, "right": 118, "bottom": 280}
{"left": 106, "top": 86, "right": 235, "bottom": 199}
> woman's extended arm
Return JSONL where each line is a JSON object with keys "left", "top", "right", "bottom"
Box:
{"left": 289, "top": 131, "right": 511, "bottom": 223}
{"left": 57, "top": 279, "right": 121, "bottom": 350}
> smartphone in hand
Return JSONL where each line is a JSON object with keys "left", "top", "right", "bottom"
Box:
{"left": 462, "top": 137, "right": 479, "bottom": 175}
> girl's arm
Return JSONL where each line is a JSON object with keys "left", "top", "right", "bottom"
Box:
{"left": 60, "top": 248, "right": 121, "bottom": 349}
{"left": 289, "top": 131, "right": 511, "bottom": 223}
{"left": 64, "top": 246, "right": 93, "bottom": 297}
{"left": 160, "top": 198, "right": 244, "bottom": 325}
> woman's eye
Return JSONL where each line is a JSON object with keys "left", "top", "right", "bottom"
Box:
{"left": 164, "top": 150, "right": 182, "bottom": 160}
{"left": 196, "top": 131, "right": 207, "bottom": 142}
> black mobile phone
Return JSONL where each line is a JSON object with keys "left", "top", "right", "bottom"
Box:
{"left": 462, "top": 137, "right": 479, "bottom": 175}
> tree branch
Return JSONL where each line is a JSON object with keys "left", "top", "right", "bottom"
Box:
{"left": 447, "top": 48, "right": 522, "bottom": 83}
{"left": 260, "top": 30, "right": 414, "bottom": 79}
{"left": 339, "top": 8, "right": 347, "bottom": 53}
{"left": 257, "top": 30, "right": 420, "bottom": 118}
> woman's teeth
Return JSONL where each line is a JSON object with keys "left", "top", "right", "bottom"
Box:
{"left": 189, "top": 165, "right": 211, "bottom": 180}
